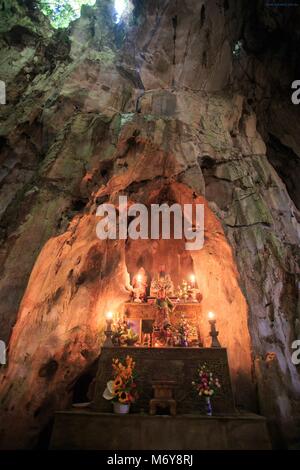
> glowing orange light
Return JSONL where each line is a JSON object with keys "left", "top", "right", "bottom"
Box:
{"left": 208, "top": 311, "right": 215, "bottom": 320}
{"left": 190, "top": 274, "right": 196, "bottom": 284}
{"left": 106, "top": 311, "right": 113, "bottom": 320}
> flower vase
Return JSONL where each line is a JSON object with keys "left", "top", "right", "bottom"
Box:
{"left": 113, "top": 402, "right": 130, "bottom": 415}
{"left": 205, "top": 396, "right": 212, "bottom": 416}
{"left": 181, "top": 338, "right": 188, "bottom": 347}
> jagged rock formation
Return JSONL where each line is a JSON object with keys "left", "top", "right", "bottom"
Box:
{"left": 0, "top": 0, "right": 299, "bottom": 449}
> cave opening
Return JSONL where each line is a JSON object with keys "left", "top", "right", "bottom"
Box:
{"left": 114, "top": 0, "right": 127, "bottom": 23}
{"left": 37, "top": 0, "right": 133, "bottom": 28}
{"left": 38, "top": 0, "right": 96, "bottom": 28}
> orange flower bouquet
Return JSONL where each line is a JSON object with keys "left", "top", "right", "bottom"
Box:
{"left": 103, "top": 355, "right": 138, "bottom": 414}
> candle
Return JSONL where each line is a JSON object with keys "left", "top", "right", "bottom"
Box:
{"left": 208, "top": 311, "right": 221, "bottom": 347}
{"left": 106, "top": 311, "right": 113, "bottom": 320}
{"left": 208, "top": 311, "right": 215, "bottom": 321}
{"left": 190, "top": 274, "right": 196, "bottom": 287}
{"left": 103, "top": 311, "right": 114, "bottom": 348}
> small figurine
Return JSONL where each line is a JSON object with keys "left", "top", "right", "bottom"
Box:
{"left": 132, "top": 267, "right": 147, "bottom": 303}
{"left": 164, "top": 324, "right": 174, "bottom": 347}
{"left": 152, "top": 323, "right": 174, "bottom": 348}
{"left": 152, "top": 286, "right": 175, "bottom": 347}
{"left": 142, "top": 332, "right": 152, "bottom": 347}
{"left": 154, "top": 288, "right": 174, "bottom": 329}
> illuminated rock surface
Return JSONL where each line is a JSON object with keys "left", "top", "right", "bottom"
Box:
{"left": 0, "top": 0, "right": 299, "bottom": 449}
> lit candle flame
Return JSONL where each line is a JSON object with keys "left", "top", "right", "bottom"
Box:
{"left": 137, "top": 274, "right": 142, "bottom": 283}
{"left": 190, "top": 274, "right": 196, "bottom": 284}
{"left": 208, "top": 311, "right": 215, "bottom": 320}
{"left": 106, "top": 311, "right": 113, "bottom": 320}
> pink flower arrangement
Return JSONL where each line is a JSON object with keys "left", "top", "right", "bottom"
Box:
{"left": 192, "top": 363, "right": 221, "bottom": 397}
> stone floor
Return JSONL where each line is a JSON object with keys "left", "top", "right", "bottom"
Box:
{"left": 50, "top": 410, "right": 272, "bottom": 450}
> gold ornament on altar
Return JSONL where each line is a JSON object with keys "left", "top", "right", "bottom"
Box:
{"left": 175, "top": 275, "right": 202, "bottom": 303}
{"left": 150, "top": 266, "right": 174, "bottom": 298}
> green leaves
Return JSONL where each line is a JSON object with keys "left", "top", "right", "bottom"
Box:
{"left": 38, "top": 1, "right": 95, "bottom": 29}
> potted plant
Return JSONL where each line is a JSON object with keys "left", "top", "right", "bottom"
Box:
{"left": 125, "top": 328, "right": 139, "bottom": 346}
{"left": 103, "top": 355, "right": 138, "bottom": 414}
{"left": 192, "top": 363, "right": 221, "bottom": 416}
{"left": 111, "top": 316, "right": 139, "bottom": 347}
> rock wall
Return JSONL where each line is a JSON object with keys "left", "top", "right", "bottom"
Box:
{"left": 0, "top": 0, "right": 299, "bottom": 448}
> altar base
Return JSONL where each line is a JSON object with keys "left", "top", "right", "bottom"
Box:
{"left": 50, "top": 410, "right": 271, "bottom": 450}
{"left": 92, "top": 347, "right": 235, "bottom": 414}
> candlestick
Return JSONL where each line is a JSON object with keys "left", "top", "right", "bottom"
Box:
{"left": 103, "top": 311, "right": 114, "bottom": 347}
{"left": 208, "top": 311, "right": 221, "bottom": 348}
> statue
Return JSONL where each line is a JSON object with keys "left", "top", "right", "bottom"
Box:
{"left": 132, "top": 267, "right": 147, "bottom": 303}
{"left": 150, "top": 265, "right": 174, "bottom": 298}
{"left": 153, "top": 288, "right": 175, "bottom": 347}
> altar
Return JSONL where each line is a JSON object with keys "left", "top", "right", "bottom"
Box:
{"left": 92, "top": 346, "right": 235, "bottom": 414}
{"left": 50, "top": 267, "right": 271, "bottom": 449}
{"left": 50, "top": 344, "right": 271, "bottom": 449}
{"left": 123, "top": 302, "right": 202, "bottom": 347}
{"left": 108, "top": 267, "right": 205, "bottom": 349}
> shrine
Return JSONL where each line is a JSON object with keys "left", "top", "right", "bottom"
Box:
{"left": 1, "top": 0, "right": 300, "bottom": 454}
{"left": 51, "top": 267, "right": 271, "bottom": 450}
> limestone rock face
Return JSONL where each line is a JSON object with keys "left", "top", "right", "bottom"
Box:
{"left": 0, "top": 0, "right": 299, "bottom": 449}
